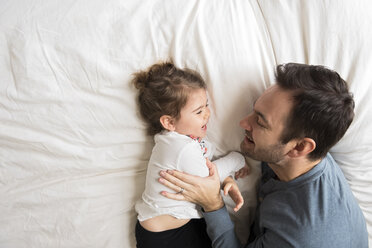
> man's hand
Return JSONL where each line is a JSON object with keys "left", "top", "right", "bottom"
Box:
{"left": 222, "top": 176, "right": 244, "bottom": 212}
{"left": 159, "top": 159, "right": 224, "bottom": 212}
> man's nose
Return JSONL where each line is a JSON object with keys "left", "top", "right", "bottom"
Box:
{"left": 239, "top": 114, "right": 253, "bottom": 131}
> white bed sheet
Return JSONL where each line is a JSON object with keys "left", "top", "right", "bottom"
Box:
{"left": 1, "top": 0, "right": 371, "bottom": 247}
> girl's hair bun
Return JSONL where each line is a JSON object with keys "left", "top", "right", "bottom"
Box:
{"left": 133, "top": 61, "right": 175, "bottom": 90}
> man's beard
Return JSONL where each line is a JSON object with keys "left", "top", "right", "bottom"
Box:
{"left": 241, "top": 142, "right": 287, "bottom": 164}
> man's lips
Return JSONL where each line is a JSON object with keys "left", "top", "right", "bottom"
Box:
{"left": 245, "top": 132, "right": 254, "bottom": 144}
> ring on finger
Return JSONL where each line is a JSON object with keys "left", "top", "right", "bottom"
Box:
{"left": 176, "top": 187, "right": 184, "bottom": 194}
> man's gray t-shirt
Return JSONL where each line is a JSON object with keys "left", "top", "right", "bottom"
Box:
{"left": 203, "top": 153, "right": 368, "bottom": 248}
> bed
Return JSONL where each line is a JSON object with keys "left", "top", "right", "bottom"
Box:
{"left": 1, "top": 0, "right": 371, "bottom": 247}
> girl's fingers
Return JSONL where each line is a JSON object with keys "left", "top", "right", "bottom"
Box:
{"left": 233, "top": 195, "right": 244, "bottom": 212}
{"left": 235, "top": 171, "right": 239, "bottom": 179}
{"left": 235, "top": 170, "right": 242, "bottom": 179}
{"left": 235, "top": 166, "right": 251, "bottom": 179}
{"left": 234, "top": 200, "right": 244, "bottom": 212}
{"left": 224, "top": 183, "right": 232, "bottom": 195}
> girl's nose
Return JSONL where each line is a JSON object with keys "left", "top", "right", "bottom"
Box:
{"left": 205, "top": 106, "right": 210, "bottom": 119}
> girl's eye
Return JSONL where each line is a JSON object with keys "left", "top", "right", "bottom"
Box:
{"left": 196, "top": 110, "right": 202, "bottom": 114}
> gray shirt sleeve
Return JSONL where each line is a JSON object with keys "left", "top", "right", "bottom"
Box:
{"left": 202, "top": 206, "right": 276, "bottom": 248}
{"left": 202, "top": 206, "right": 243, "bottom": 248}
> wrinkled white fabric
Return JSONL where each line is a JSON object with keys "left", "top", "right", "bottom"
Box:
{"left": 0, "top": 0, "right": 372, "bottom": 247}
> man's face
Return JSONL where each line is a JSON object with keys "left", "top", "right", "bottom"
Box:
{"left": 240, "top": 85, "right": 294, "bottom": 163}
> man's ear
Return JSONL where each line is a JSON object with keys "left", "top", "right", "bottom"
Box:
{"left": 287, "top": 138, "right": 316, "bottom": 158}
{"left": 159, "top": 115, "right": 176, "bottom": 131}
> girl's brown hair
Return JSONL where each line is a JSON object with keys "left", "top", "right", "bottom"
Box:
{"left": 132, "top": 61, "right": 207, "bottom": 136}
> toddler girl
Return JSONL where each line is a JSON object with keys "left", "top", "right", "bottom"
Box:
{"left": 133, "top": 61, "right": 249, "bottom": 248}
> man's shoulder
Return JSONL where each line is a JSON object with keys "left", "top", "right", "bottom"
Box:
{"left": 258, "top": 154, "right": 368, "bottom": 248}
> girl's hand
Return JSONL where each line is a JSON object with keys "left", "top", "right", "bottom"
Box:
{"left": 234, "top": 164, "right": 250, "bottom": 179}
{"left": 222, "top": 176, "right": 244, "bottom": 212}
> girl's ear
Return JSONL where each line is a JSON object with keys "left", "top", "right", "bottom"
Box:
{"left": 287, "top": 138, "right": 316, "bottom": 158}
{"left": 160, "top": 115, "right": 176, "bottom": 131}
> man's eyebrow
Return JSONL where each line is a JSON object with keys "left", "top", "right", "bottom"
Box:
{"left": 253, "top": 99, "right": 270, "bottom": 127}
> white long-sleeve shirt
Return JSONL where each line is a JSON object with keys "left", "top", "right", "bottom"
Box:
{"left": 135, "top": 131, "right": 245, "bottom": 221}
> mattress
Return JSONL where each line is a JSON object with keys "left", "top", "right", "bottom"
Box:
{"left": 1, "top": 0, "right": 371, "bottom": 247}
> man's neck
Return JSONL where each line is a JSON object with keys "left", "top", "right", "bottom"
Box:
{"left": 268, "top": 158, "right": 322, "bottom": 182}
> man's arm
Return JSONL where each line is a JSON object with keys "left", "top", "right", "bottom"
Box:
{"left": 203, "top": 206, "right": 243, "bottom": 248}
{"left": 159, "top": 159, "right": 243, "bottom": 248}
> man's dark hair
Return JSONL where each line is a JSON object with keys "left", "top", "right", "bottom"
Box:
{"left": 276, "top": 63, "right": 355, "bottom": 160}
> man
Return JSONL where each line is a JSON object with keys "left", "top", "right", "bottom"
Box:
{"left": 159, "top": 63, "right": 368, "bottom": 247}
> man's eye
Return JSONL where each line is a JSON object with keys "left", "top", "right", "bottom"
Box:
{"left": 257, "top": 122, "right": 265, "bottom": 128}
{"left": 256, "top": 117, "right": 265, "bottom": 128}
{"left": 197, "top": 110, "right": 202, "bottom": 114}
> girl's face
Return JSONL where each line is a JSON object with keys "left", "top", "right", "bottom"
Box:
{"left": 174, "top": 88, "right": 210, "bottom": 138}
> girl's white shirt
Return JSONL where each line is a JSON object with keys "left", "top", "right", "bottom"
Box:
{"left": 135, "top": 131, "right": 245, "bottom": 221}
